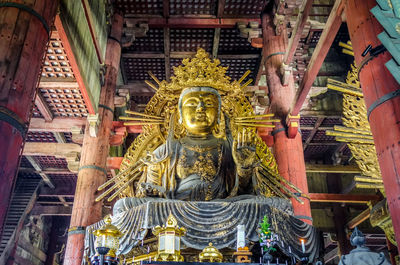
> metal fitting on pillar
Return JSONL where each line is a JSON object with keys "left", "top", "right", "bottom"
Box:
{"left": 88, "top": 113, "right": 101, "bottom": 137}
{"left": 280, "top": 63, "right": 292, "bottom": 86}
{"left": 286, "top": 114, "right": 300, "bottom": 139}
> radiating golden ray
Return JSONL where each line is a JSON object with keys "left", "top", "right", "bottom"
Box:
{"left": 145, "top": 80, "right": 158, "bottom": 91}
{"left": 259, "top": 167, "right": 303, "bottom": 204}
{"left": 234, "top": 123, "right": 275, "bottom": 128}
{"left": 95, "top": 167, "right": 141, "bottom": 202}
{"left": 123, "top": 122, "right": 164, "bottom": 126}
{"left": 97, "top": 161, "right": 141, "bottom": 191}
{"left": 107, "top": 171, "right": 142, "bottom": 202}
{"left": 125, "top": 110, "right": 162, "bottom": 119}
{"left": 261, "top": 164, "right": 304, "bottom": 195}
{"left": 235, "top": 114, "right": 275, "bottom": 119}
{"left": 148, "top": 71, "right": 161, "bottom": 85}
{"left": 333, "top": 125, "right": 371, "bottom": 135}
{"left": 234, "top": 119, "right": 281, "bottom": 123}
{"left": 240, "top": 79, "right": 253, "bottom": 90}
{"left": 238, "top": 70, "right": 251, "bottom": 84}
{"left": 255, "top": 168, "right": 287, "bottom": 199}
{"left": 120, "top": 117, "right": 164, "bottom": 122}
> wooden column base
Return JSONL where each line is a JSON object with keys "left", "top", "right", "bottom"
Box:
{"left": 64, "top": 233, "right": 86, "bottom": 265}
{"left": 0, "top": 122, "right": 23, "bottom": 239}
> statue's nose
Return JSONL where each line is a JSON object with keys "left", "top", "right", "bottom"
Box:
{"left": 196, "top": 101, "right": 205, "bottom": 111}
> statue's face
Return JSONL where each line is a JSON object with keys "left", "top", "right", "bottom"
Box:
{"left": 181, "top": 91, "right": 219, "bottom": 136}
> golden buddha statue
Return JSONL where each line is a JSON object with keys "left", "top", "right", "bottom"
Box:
{"left": 137, "top": 86, "right": 258, "bottom": 201}
{"left": 86, "top": 49, "right": 321, "bottom": 263}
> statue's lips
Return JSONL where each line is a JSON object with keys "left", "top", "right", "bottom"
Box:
{"left": 195, "top": 113, "right": 206, "bottom": 122}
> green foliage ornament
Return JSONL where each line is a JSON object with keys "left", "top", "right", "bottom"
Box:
{"left": 259, "top": 215, "right": 276, "bottom": 253}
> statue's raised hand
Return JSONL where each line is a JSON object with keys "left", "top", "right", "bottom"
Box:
{"left": 232, "top": 128, "right": 257, "bottom": 169}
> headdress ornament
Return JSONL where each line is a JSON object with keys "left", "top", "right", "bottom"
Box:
{"left": 156, "top": 48, "right": 244, "bottom": 94}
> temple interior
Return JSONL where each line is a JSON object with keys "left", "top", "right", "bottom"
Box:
{"left": 0, "top": 0, "right": 400, "bottom": 265}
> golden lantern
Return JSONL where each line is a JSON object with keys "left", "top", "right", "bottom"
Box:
{"left": 152, "top": 214, "right": 186, "bottom": 261}
{"left": 199, "top": 242, "right": 223, "bottom": 262}
{"left": 92, "top": 215, "right": 122, "bottom": 258}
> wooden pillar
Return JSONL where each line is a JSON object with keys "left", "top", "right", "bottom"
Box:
{"left": 326, "top": 174, "right": 352, "bottom": 256}
{"left": 262, "top": 14, "right": 312, "bottom": 224}
{"left": 63, "top": 13, "right": 123, "bottom": 265}
{"left": 386, "top": 237, "right": 398, "bottom": 265}
{"left": 345, "top": 0, "right": 400, "bottom": 249}
{"left": 0, "top": 0, "right": 58, "bottom": 239}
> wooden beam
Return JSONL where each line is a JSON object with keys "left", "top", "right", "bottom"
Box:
{"left": 212, "top": 28, "right": 221, "bottom": 59}
{"left": 19, "top": 168, "right": 73, "bottom": 175}
{"left": 122, "top": 52, "right": 165, "bottom": 59}
{"left": 299, "top": 110, "right": 342, "bottom": 117}
{"left": 39, "top": 185, "right": 74, "bottom": 197}
{"left": 305, "top": 164, "right": 361, "bottom": 173}
{"left": 31, "top": 205, "right": 72, "bottom": 216}
{"left": 347, "top": 208, "right": 371, "bottom": 229}
{"left": 123, "top": 52, "right": 260, "bottom": 60}
{"left": 25, "top": 156, "right": 55, "bottom": 189}
{"left": 307, "top": 142, "right": 339, "bottom": 146}
{"left": 284, "top": 0, "right": 314, "bottom": 64}
{"left": 125, "top": 17, "right": 261, "bottom": 29}
{"left": 303, "top": 117, "right": 324, "bottom": 150}
{"left": 112, "top": 121, "right": 143, "bottom": 133}
{"left": 218, "top": 54, "right": 260, "bottom": 59}
{"left": 34, "top": 92, "right": 53, "bottom": 122}
{"left": 58, "top": 196, "right": 69, "bottom": 207}
{"left": 18, "top": 237, "right": 47, "bottom": 262}
{"left": 324, "top": 247, "right": 339, "bottom": 263}
{"left": 23, "top": 142, "right": 81, "bottom": 157}
{"left": 107, "top": 157, "right": 123, "bottom": 169}
{"left": 327, "top": 173, "right": 352, "bottom": 254}
{"left": 291, "top": 0, "right": 344, "bottom": 115}
{"left": 164, "top": 28, "right": 171, "bottom": 81}
{"left": 163, "top": 0, "right": 169, "bottom": 17}
{"left": 217, "top": 0, "right": 226, "bottom": 17}
{"left": 29, "top": 117, "right": 86, "bottom": 132}
{"left": 38, "top": 81, "right": 79, "bottom": 88}
{"left": 309, "top": 193, "right": 380, "bottom": 203}
{"left": 54, "top": 15, "right": 95, "bottom": 114}
{"left": 301, "top": 126, "right": 335, "bottom": 130}
{"left": 37, "top": 201, "right": 73, "bottom": 205}
{"left": 13, "top": 254, "right": 36, "bottom": 265}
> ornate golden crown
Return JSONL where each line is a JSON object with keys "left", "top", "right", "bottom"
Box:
{"left": 151, "top": 48, "right": 251, "bottom": 94}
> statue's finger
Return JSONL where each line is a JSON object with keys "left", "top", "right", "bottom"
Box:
{"left": 247, "top": 131, "right": 252, "bottom": 142}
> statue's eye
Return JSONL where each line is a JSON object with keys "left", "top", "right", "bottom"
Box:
{"left": 184, "top": 99, "right": 198, "bottom": 107}
{"left": 204, "top": 100, "right": 215, "bottom": 107}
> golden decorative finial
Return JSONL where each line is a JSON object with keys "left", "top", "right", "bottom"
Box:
{"left": 158, "top": 48, "right": 243, "bottom": 94}
{"left": 199, "top": 242, "right": 223, "bottom": 263}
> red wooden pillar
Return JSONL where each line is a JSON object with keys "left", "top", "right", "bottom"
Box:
{"left": 0, "top": 0, "right": 58, "bottom": 239}
{"left": 345, "top": 0, "right": 400, "bottom": 249}
{"left": 262, "top": 14, "right": 312, "bottom": 224}
{"left": 63, "top": 13, "right": 123, "bottom": 265}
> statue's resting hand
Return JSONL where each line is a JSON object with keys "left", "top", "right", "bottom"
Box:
{"left": 140, "top": 182, "right": 166, "bottom": 197}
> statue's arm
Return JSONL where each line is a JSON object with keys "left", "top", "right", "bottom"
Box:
{"left": 137, "top": 143, "right": 170, "bottom": 197}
